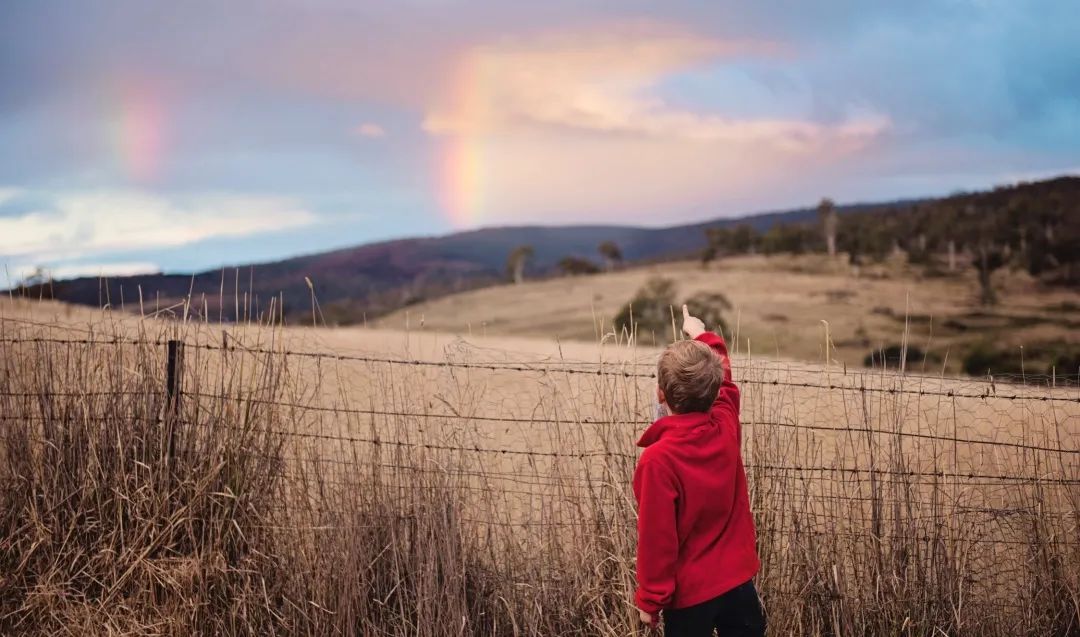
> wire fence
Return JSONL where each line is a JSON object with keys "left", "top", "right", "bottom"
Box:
{"left": 6, "top": 334, "right": 1079, "bottom": 401}
{"left": 2, "top": 320, "right": 1079, "bottom": 633}
{"left": 3, "top": 330, "right": 1079, "bottom": 480}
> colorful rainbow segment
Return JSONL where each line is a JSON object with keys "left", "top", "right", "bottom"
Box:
{"left": 113, "top": 83, "right": 165, "bottom": 183}
{"left": 436, "top": 51, "right": 490, "bottom": 228}
{"left": 439, "top": 135, "right": 486, "bottom": 228}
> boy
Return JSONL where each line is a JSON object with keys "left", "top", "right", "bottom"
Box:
{"left": 634, "top": 305, "right": 764, "bottom": 636}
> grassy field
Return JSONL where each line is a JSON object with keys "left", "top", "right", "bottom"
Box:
{"left": 376, "top": 254, "right": 1080, "bottom": 376}
{"left": 2, "top": 296, "right": 1079, "bottom": 635}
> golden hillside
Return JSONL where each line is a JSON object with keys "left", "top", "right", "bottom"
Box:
{"left": 377, "top": 254, "right": 1080, "bottom": 374}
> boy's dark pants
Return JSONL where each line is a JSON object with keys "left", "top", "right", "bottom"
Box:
{"left": 662, "top": 580, "right": 765, "bottom": 637}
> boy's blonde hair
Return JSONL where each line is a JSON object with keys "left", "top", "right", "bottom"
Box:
{"left": 657, "top": 340, "right": 724, "bottom": 414}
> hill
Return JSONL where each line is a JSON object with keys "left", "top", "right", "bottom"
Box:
{"left": 9, "top": 200, "right": 904, "bottom": 322}
{"left": 11, "top": 175, "right": 1080, "bottom": 323}
{"left": 376, "top": 254, "right": 1080, "bottom": 377}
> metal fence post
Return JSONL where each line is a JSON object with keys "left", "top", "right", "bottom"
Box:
{"left": 165, "top": 339, "right": 184, "bottom": 459}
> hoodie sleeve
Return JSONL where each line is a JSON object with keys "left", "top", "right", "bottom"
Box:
{"left": 695, "top": 331, "right": 740, "bottom": 417}
{"left": 633, "top": 455, "right": 679, "bottom": 614}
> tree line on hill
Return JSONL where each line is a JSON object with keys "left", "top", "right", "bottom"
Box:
{"left": 698, "top": 177, "right": 1080, "bottom": 303}
{"left": 505, "top": 178, "right": 1079, "bottom": 303}
{"left": 505, "top": 240, "right": 624, "bottom": 283}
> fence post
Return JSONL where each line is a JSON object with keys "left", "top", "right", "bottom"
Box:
{"left": 165, "top": 339, "right": 184, "bottom": 460}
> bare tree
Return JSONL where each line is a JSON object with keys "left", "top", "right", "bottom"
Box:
{"left": 506, "top": 245, "right": 534, "bottom": 285}
{"left": 975, "top": 243, "right": 1005, "bottom": 306}
{"left": 17, "top": 266, "right": 48, "bottom": 289}
{"left": 597, "top": 241, "right": 623, "bottom": 271}
{"left": 700, "top": 228, "right": 726, "bottom": 268}
{"left": 818, "top": 198, "right": 838, "bottom": 257}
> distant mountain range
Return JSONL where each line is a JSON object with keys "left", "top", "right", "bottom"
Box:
{"left": 9, "top": 195, "right": 926, "bottom": 322}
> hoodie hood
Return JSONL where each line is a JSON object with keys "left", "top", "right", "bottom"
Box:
{"left": 636, "top": 411, "right": 710, "bottom": 448}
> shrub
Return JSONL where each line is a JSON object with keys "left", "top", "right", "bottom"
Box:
{"left": 684, "top": 291, "right": 732, "bottom": 336}
{"left": 612, "top": 277, "right": 678, "bottom": 343}
{"left": 962, "top": 341, "right": 1026, "bottom": 377}
{"left": 761, "top": 223, "right": 818, "bottom": 255}
{"left": 613, "top": 281, "right": 732, "bottom": 343}
{"left": 557, "top": 256, "right": 601, "bottom": 276}
{"left": 943, "top": 319, "right": 969, "bottom": 332}
{"left": 1052, "top": 352, "right": 1080, "bottom": 373}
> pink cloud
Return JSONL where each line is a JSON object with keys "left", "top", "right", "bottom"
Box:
{"left": 423, "top": 23, "right": 890, "bottom": 222}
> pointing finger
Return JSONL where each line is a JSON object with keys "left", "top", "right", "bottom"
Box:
{"left": 682, "top": 304, "right": 690, "bottom": 320}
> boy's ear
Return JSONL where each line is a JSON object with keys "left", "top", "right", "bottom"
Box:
{"left": 657, "top": 386, "right": 667, "bottom": 405}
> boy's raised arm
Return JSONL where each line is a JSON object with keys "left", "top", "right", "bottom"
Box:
{"left": 681, "top": 305, "right": 740, "bottom": 415}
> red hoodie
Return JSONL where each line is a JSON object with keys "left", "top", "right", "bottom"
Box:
{"left": 633, "top": 331, "right": 759, "bottom": 617}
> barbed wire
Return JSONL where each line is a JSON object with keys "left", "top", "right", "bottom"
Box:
{"left": 7, "top": 388, "right": 1077, "bottom": 458}
{"left": 0, "top": 390, "right": 154, "bottom": 399}
{"left": 1, "top": 422, "right": 1069, "bottom": 527}
{"left": 5, "top": 412, "right": 1078, "bottom": 485}
{"left": 190, "top": 391, "right": 1080, "bottom": 455}
{"left": 287, "top": 465, "right": 1074, "bottom": 518}
{"left": 0, "top": 335, "right": 165, "bottom": 347}
{"left": 4, "top": 334, "right": 1079, "bottom": 402}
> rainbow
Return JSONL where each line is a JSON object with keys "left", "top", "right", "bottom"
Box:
{"left": 438, "top": 131, "right": 487, "bottom": 228}
{"left": 111, "top": 82, "right": 165, "bottom": 183}
{"left": 435, "top": 51, "right": 491, "bottom": 228}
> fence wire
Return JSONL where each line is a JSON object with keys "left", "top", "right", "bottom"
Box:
{"left": 2, "top": 320, "right": 1079, "bottom": 632}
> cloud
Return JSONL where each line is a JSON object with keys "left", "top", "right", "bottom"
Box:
{"left": 10, "top": 261, "right": 160, "bottom": 283}
{"left": 353, "top": 122, "right": 386, "bottom": 138}
{"left": 0, "top": 190, "right": 318, "bottom": 270}
{"left": 423, "top": 23, "right": 890, "bottom": 221}
{"left": 0, "top": 187, "right": 22, "bottom": 207}
{"left": 1, "top": 1, "right": 1076, "bottom": 237}
{"left": 424, "top": 24, "right": 887, "bottom": 148}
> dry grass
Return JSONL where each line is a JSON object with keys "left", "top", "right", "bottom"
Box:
{"left": 1, "top": 299, "right": 1079, "bottom": 635}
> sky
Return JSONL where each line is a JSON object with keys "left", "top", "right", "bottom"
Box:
{"left": 2, "top": 0, "right": 1079, "bottom": 281}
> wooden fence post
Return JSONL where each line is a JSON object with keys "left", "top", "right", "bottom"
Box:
{"left": 165, "top": 339, "right": 184, "bottom": 459}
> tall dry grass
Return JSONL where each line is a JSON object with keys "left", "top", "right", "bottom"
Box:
{"left": 1, "top": 311, "right": 1078, "bottom": 635}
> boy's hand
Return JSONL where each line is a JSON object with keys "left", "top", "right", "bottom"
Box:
{"left": 638, "top": 608, "right": 657, "bottom": 627}
{"left": 681, "top": 304, "right": 705, "bottom": 339}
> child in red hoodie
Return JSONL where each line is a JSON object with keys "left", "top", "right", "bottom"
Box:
{"left": 634, "top": 305, "right": 764, "bottom": 636}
